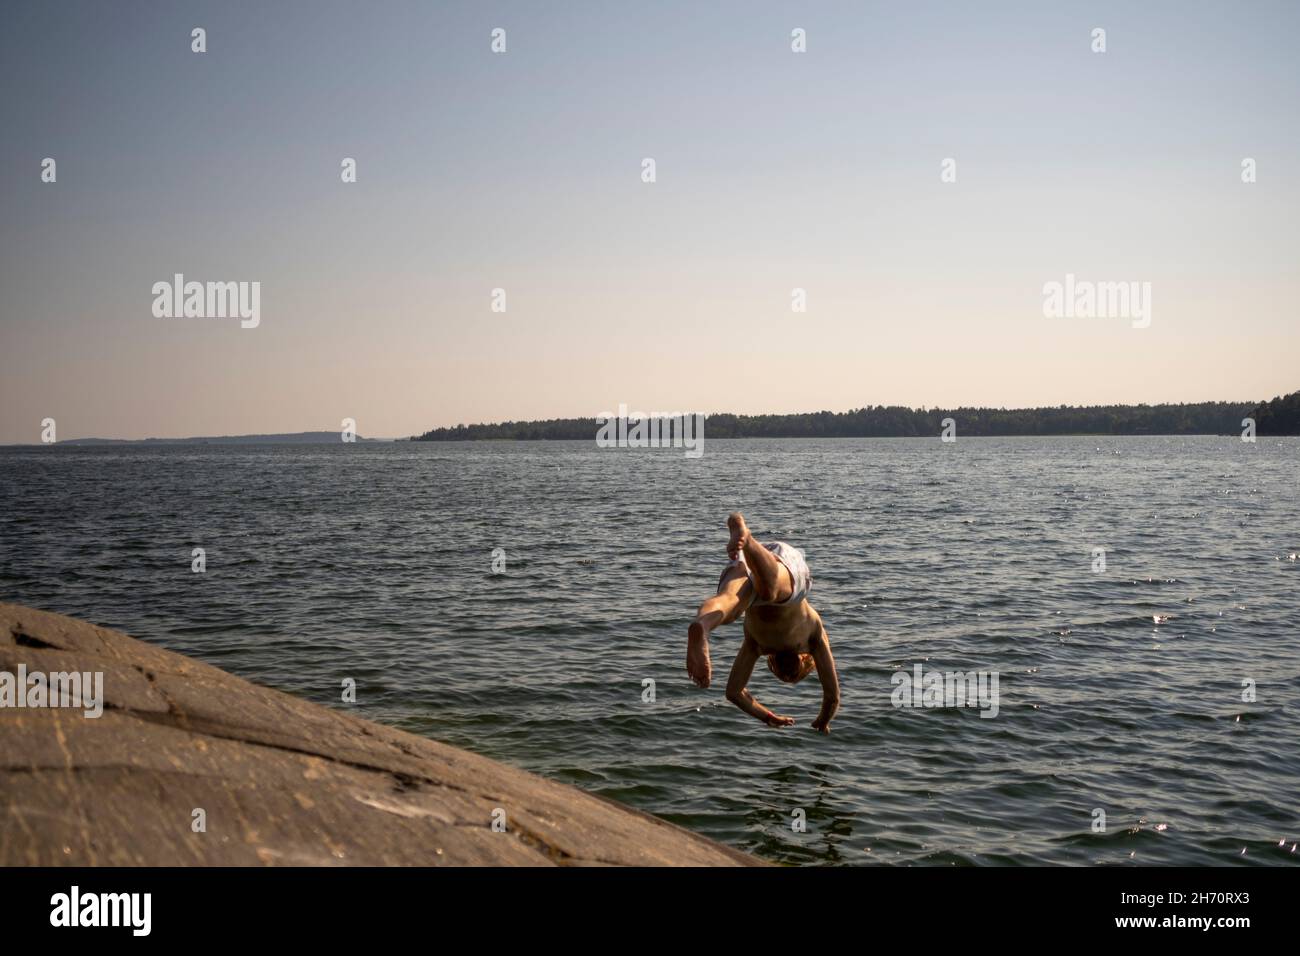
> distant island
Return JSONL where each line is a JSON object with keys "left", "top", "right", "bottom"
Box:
{"left": 413, "top": 391, "right": 1300, "bottom": 441}
{"left": 1250, "top": 390, "right": 1300, "bottom": 436}
{"left": 57, "top": 431, "right": 393, "bottom": 446}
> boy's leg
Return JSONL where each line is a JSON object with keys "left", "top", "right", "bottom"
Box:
{"left": 687, "top": 563, "right": 753, "bottom": 688}
{"left": 728, "top": 512, "right": 794, "bottom": 604}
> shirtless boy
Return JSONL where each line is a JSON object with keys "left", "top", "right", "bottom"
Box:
{"left": 685, "top": 512, "right": 840, "bottom": 733}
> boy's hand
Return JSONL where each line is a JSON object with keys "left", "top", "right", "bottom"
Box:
{"left": 762, "top": 712, "right": 796, "bottom": 728}
{"left": 809, "top": 622, "right": 839, "bottom": 736}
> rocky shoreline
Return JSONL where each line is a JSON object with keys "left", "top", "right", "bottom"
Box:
{"left": 0, "top": 603, "right": 760, "bottom": 867}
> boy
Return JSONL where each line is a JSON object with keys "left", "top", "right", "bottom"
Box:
{"left": 686, "top": 512, "right": 840, "bottom": 733}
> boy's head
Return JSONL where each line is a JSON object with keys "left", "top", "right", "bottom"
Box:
{"left": 767, "top": 651, "right": 815, "bottom": 684}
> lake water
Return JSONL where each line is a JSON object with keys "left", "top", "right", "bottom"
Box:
{"left": 2, "top": 436, "right": 1297, "bottom": 865}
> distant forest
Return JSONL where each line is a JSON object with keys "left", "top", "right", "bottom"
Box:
{"left": 413, "top": 391, "right": 1299, "bottom": 441}
{"left": 1250, "top": 390, "right": 1300, "bottom": 436}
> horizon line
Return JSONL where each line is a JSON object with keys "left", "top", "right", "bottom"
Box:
{"left": 6, "top": 392, "right": 1290, "bottom": 444}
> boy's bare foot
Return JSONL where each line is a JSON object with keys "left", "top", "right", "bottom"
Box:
{"left": 686, "top": 621, "right": 712, "bottom": 688}
{"left": 727, "top": 512, "right": 749, "bottom": 560}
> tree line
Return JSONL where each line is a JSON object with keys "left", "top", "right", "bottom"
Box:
{"left": 412, "top": 391, "right": 1298, "bottom": 441}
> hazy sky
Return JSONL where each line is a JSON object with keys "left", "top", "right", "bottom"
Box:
{"left": 2, "top": 1, "right": 1297, "bottom": 441}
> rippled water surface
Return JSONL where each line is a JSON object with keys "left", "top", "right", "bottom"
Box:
{"left": 2, "top": 437, "right": 1298, "bottom": 865}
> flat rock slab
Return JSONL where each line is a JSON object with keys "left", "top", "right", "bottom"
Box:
{"left": 0, "top": 603, "right": 760, "bottom": 866}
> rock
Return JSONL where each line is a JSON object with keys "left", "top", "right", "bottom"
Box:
{"left": 0, "top": 603, "right": 760, "bottom": 867}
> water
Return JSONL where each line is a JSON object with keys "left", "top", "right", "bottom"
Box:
{"left": 2, "top": 437, "right": 1297, "bottom": 866}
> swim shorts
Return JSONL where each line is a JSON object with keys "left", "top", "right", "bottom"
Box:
{"left": 728, "top": 541, "right": 811, "bottom": 606}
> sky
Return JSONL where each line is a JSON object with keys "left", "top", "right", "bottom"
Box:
{"left": 1, "top": 0, "right": 1297, "bottom": 442}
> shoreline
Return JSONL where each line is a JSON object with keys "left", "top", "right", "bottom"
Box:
{"left": 0, "top": 602, "right": 761, "bottom": 867}
{"left": 5, "top": 432, "right": 1299, "bottom": 449}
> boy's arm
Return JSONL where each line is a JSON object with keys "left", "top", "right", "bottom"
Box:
{"left": 809, "top": 621, "right": 840, "bottom": 734}
{"left": 726, "top": 635, "right": 796, "bottom": 727}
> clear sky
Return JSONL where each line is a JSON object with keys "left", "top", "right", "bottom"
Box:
{"left": 1, "top": 1, "right": 1297, "bottom": 441}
